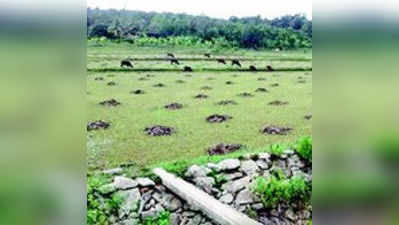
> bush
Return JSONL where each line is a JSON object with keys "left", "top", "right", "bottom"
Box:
{"left": 253, "top": 175, "right": 311, "bottom": 208}
{"left": 295, "top": 136, "right": 312, "bottom": 162}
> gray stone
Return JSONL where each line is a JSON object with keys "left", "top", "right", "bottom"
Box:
{"left": 240, "top": 160, "right": 259, "bottom": 175}
{"left": 170, "top": 213, "right": 181, "bottom": 225}
{"left": 224, "top": 172, "right": 244, "bottom": 181}
{"left": 258, "top": 153, "right": 271, "bottom": 160}
{"left": 98, "top": 183, "right": 116, "bottom": 194}
{"left": 185, "top": 165, "right": 212, "bottom": 178}
{"left": 284, "top": 208, "right": 297, "bottom": 221}
{"left": 141, "top": 204, "right": 164, "bottom": 219}
{"left": 207, "top": 163, "right": 222, "bottom": 172}
{"left": 119, "top": 218, "right": 139, "bottom": 225}
{"left": 218, "top": 159, "right": 241, "bottom": 171}
{"left": 251, "top": 203, "right": 264, "bottom": 210}
{"left": 136, "top": 177, "right": 155, "bottom": 187}
{"left": 161, "top": 194, "right": 183, "bottom": 212}
{"left": 222, "top": 176, "right": 251, "bottom": 193}
{"left": 219, "top": 193, "right": 234, "bottom": 204}
{"left": 187, "top": 214, "right": 202, "bottom": 225}
{"left": 102, "top": 167, "right": 123, "bottom": 175}
{"left": 182, "top": 211, "right": 197, "bottom": 218}
{"left": 256, "top": 160, "right": 270, "bottom": 170}
{"left": 116, "top": 188, "right": 141, "bottom": 218}
{"left": 235, "top": 189, "right": 255, "bottom": 205}
{"left": 287, "top": 155, "right": 305, "bottom": 168}
{"left": 193, "top": 177, "right": 215, "bottom": 193}
{"left": 114, "top": 176, "right": 138, "bottom": 190}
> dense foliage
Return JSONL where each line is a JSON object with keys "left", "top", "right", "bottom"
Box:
{"left": 87, "top": 8, "right": 312, "bottom": 49}
{"left": 295, "top": 136, "right": 312, "bottom": 163}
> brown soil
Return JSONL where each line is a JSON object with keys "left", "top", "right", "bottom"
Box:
{"left": 144, "top": 125, "right": 175, "bottom": 136}
{"left": 201, "top": 86, "right": 213, "bottom": 90}
{"left": 95, "top": 77, "right": 104, "bottom": 81}
{"left": 216, "top": 100, "right": 237, "bottom": 106}
{"left": 270, "top": 83, "right": 279, "bottom": 87}
{"left": 176, "top": 80, "right": 185, "bottom": 83}
{"left": 304, "top": 113, "right": 312, "bottom": 120}
{"left": 130, "top": 90, "right": 145, "bottom": 95}
{"left": 99, "top": 99, "right": 121, "bottom": 107}
{"left": 194, "top": 94, "right": 208, "bottom": 99}
{"left": 260, "top": 125, "right": 292, "bottom": 135}
{"left": 268, "top": 100, "right": 288, "bottom": 106}
{"left": 164, "top": 103, "right": 183, "bottom": 110}
{"left": 258, "top": 77, "right": 267, "bottom": 81}
{"left": 225, "top": 81, "right": 234, "bottom": 85}
{"left": 238, "top": 92, "right": 254, "bottom": 97}
{"left": 153, "top": 83, "right": 165, "bottom": 87}
{"left": 107, "top": 81, "right": 117, "bottom": 86}
{"left": 255, "top": 88, "right": 268, "bottom": 93}
{"left": 138, "top": 77, "right": 149, "bottom": 81}
{"left": 87, "top": 120, "right": 110, "bottom": 131}
{"left": 207, "top": 143, "right": 242, "bottom": 156}
{"left": 206, "top": 114, "right": 232, "bottom": 123}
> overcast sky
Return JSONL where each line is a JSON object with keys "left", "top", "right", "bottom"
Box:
{"left": 87, "top": 0, "right": 312, "bottom": 19}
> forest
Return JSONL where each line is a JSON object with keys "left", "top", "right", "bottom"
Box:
{"left": 87, "top": 8, "right": 312, "bottom": 49}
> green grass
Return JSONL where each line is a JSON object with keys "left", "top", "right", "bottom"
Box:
{"left": 87, "top": 45, "right": 312, "bottom": 170}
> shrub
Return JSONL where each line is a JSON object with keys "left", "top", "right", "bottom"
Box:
{"left": 295, "top": 136, "right": 312, "bottom": 162}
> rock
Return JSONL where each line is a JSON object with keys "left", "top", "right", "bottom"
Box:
{"left": 298, "top": 209, "right": 311, "bottom": 220}
{"left": 193, "top": 177, "right": 215, "bottom": 194}
{"left": 207, "top": 163, "right": 222, "bottom": 172}
{"left": 116, "top": 189, "right": 141, "bottom": 218}
{"left": 218, "top": 159, "right": 241, "bottom": 171}
{"left": 98, "top": 183, "right": 116, "bottom": 194}
{"left": 162, "top": 194, "right": 183, "bottom": 212}
{"left": 136, "top": 177, "right": 155, "bottom": 187}
{"left": 284, "top": 208, "right": 297, "bottom": 221}
{"left": 119, "top": 219, "right": 139, "bottom": 225}
{"left": 258, "top": 153, "right": 271, "bottom": 160}
{"left": 222, "top": 176, "right": 251, "bottom": 193}
{"left": 102, "top": 167, "right": 123, "bottom": 175}
{"left": 141, "top": 204, "right": 164, "bottom": 219}
{"left": 251, "top": 203, "right": 264, "bottom": 210}
{"left": 235, "top": 189, "right": 256, "bottom": 205}
{"left": 256, "top": 160, "right": 270, "bottom": 170}
{"left": 170, "top": 213, "right": 181, "bottom": 225}
{"left": 185, "top": 165, "right": 211, "bottom": 178}
{"left": 186, "top": 214, "right": 202, "bottom": 225}
{"left": 182, "top": 211, "right": 196, "bottom": 218}
{"left": 219, "top": 193, "right": 234, "bottom": 204}
{"left": 287, "top": 155, "right": 305, "bottom": 168}
{"left": 224, "top": 172, "right": 244, "bottom": 181}
{"left": 240, "top": 160, "right": 259, "bottom": 175}
{"left": 114, "top": 176, "right": 138, "bottom": 190}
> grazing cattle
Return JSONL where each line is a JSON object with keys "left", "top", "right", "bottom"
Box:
{"left": 217, "top": 59, "right": 226, "bottom": 64}
{"left": 266, "top": 65, "right": 274, "bottom": 71}
{"left": 232, "top": 59, "right": 241, "bottom": 67}
{"left": 249, "top": 65, "right": 257, "bottom": 71}
{"left": 167, "top": 53, "right": 175, "bottom": 58}
{"left": 170, "top": 59, "right": 180, "bottom": 65}
{"left": 204, "top": 53, "right": 211, "bottom": 58}
{"left": 183, "top": 66, "right": 193, "bottom": 72}
{"left": 120, "top": 60, "right": 133, "bottom": 68}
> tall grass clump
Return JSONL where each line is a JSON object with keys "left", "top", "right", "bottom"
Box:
{"left": 295, "top": 136, "right": 312, "bottom": 163}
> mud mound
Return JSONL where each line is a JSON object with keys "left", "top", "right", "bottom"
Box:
{"left": 260, "top": 125, "right": 292, "bottom": 135}
{"left": 255, "top": 88, "right": 268, "bottom": 92}
{"left": 216, "top": 100, "right": 237, "bottom": 106}
{"left": 270, "top": 83, "right": 279, "bottom": 87}
{"left": 176, "top": 80, "right": 185, "bottom": 83}
{"left": 138, "top": 77, "right": 149, "bottom": 81}
{"left": 99, "top": 99, "right": 121, "bottom": 107}
{"left": 95, "top": 77, "right": 104, "bottom": 81}
{"left": 87, "top": 120, "right": 110, "bottom": 131}
{"left": 201, "top": 86, "right": 212, "bottom": 90}
{"left": 258, "top": 77, "right": 267, "bottom": 81}
{"left": 304, "top": 113, "right": 312, "bottom": 120}
{"left": 130, "top": 89, "right": 145, "bottom": 95}
{"left": 144, "top": 125, "right": 175, "bottom": 136}
{"left": 164, "top": 103, "right": 183, "bottom": 110}
{"left": 194, "top": 94, "right": 208, "bottom": 99}
{"left": 153, "top": 83, "right": 165, "bottom": 87}
{"left": 238, "top": 92, "right": 254, "bottom": 97}
{"left": 107, "top": 81, "right": 117, "bottom": 86}
{"left": 207, "top": 143, "right": 242, "bottom": 156}
{"left": 268, "top": 100, "right": 288, "bottom": 106}
{"left": 206, "top": 114, "right": 232, "bottom": 123}
{"left": 225, "top": 81, "right": 234, "bottom": 85}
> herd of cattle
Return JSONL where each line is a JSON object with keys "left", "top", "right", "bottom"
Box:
{"left": 120, "top": 53, "right": 275, "bottom": 72}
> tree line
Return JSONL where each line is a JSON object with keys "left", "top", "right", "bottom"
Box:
{"left": 87, "top": 8, "right": 312, "bottom": 49}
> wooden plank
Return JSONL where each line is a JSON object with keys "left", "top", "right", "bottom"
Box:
{"left": 153, "top": 168, "right": 262, "bottom": 225}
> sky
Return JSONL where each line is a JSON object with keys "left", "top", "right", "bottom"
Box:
{"left": 87, "top": 0, "right": 312, "bottom": 19}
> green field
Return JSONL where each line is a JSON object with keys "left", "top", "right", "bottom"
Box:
{"left": 87, "top": 44, "right": 312, "bottom": 170}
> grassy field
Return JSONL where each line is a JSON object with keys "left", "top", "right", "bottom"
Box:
{"left": 87, "top": 45, "right": 312, "bottom": 170}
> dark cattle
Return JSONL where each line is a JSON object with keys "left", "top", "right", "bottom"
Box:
{"left": 249, "top": 65, "right": 257, "bottom": 71}
{"left": 120, "top": 60, "right": 133, "bottom": 68}
{"left": 204, "top": 53, "right": 211, "bottom": 58}
{"left": 232, "top": 59, "right": 241, "bottom": 67}
{"left": 170, "top": 59, "right": 180, "bottom": 65}
{"left": 167, "top": 53, "right": 175, "bottom": 58}
{"left": 183, "top": 66, "right": 193, "bottom": 72}
{"left": 267, "top": 65, "right": 274, "bottom": 71}
{"left": 217, "top": 59, "right": 226, "bottom": 64}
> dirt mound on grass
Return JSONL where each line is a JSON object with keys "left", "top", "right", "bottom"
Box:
{"left": 194, "top": 94, "right": 208, "bottom": 99}
{"left": 99, "top": 99, "right": 121, "bottom": 107}
{"left": 94, "top": 77, "right": 104, "bottom": 81}
{"left": 268, "top": 100, "right": 288, "bottom": 106}
{"left": 225, "top": 81, "right": 234, "bottom": 85}
{"left": 164, "top": 103, "right": 183, "bottom": 110}
{"left": 207, "top": 77, "right": 215, "bottom": 80}
{"left": 138, "top": 77, "right": 149, "bottom": 81}
{"left": 304, "top": 113, "right": 312, "bottom": 120}
{"left": 207, "top": 143, "right": 242, "bottom": 155}
{"left": 87, "top": 120, "right": 110, "bottom": 131}
{"left": 260, "top": 125, "right": 292, "bottom": 135}
{"left": 238, "top": 92, "right": 254, "bottom": 97}
{"left": 201, "top": 86, "right": 212, "bottom": 90}
{"left": 216, "top": 100, "right": 237, "bottom": 106}
{"left": 107, "top": 81, "right": 117, "bottom": 86}
{"left": 206, "top": 114, "right": 232, "bottom": 123}
{"left": 255, "top": 88, "right": 268, "bottom": 92}
{"left": 144, "top": 125, "right": 175, "bottom": 136}
{"left": 270, "top": 83, "right": 279, "bottom": 87}
{"left": 176, "top": 80, "right": 185, "bottom": 83}
{"left": 258, "top": 77, "right": 266, "bottom": 81}
{"left": 130, "top": 90, "right": 145, "bottom": 95}
{"left": 153, "top": 83, "right": 165, "bottom": 87}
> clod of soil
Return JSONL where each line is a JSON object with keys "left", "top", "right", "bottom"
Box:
{"left": 304, "top": 113, "right": 312, "bottom": 120}
{"left": 99, "top": 99, "right": 121, "bottom": 107}
{"left": 225, "top": 81, "right": 234, "bottom": 85}
{"left": 176, "top": 80, "right": 185, "bottom": 83}
{"left": 95, "top": 77, "right": 104, "bottom": 81}
{"left": 194, "top": 94, "right": 208, "bottom": 99}
{"left": 164, "top": 103, "right": 183, "bottom": 110}
{"left": 201, "top": 86, "right": 212, "bottom": 90}
{"left": 258, "top": 77, "right": 267, "bottom": 81}
{"left": 153, "top": 83, "right": 165, "bottom": 87}
{"left": 138, "top": 77, "right": 149, "bottom": 81}
{"left": 130, "top": 89, "right": 145, "bottom": 95}
{"left": 206, "top": 114, "right": 232, "bottom": 123}
{"left": 238, "top": 92, "right": 254, "bottom": 97}
{"left": 207, "top": 143, "right": 242, "bottom": 156}
{"left": 255, "top": 88, "right": 268, "bottom": 92}
{"left": 271, "top": 83, "right": 279, "bottom": 87}
{"left": 107, "top": 81, "right": 117, "bottom": 86}
{"left": 216, "top": 100, "right": 237, "bottom": 106}
{"left": 268, "top": 100, "right": 288, "bottom": 106}
{"left": 144, "top": 125, "right": 175, "bottom": 136}
{"left": 260, "top": 125, "right": 292, "bottom": 135}
{"left": 87, "top": 120, "right": 110, "bottom": 131}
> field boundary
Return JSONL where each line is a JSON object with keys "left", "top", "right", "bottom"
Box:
{"left": 88, "top": 67, "right": 312, "bottom": 73}
{"left": 88, "top": 56, "right": 312, "bottom": 62}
